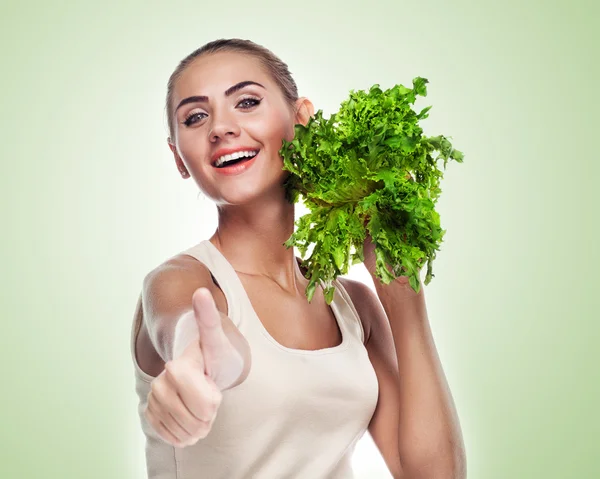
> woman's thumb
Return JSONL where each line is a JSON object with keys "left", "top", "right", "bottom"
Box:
{"left": 192, "top": 288, "right": 228, "bottom": 358}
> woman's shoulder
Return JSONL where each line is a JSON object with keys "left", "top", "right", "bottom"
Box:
{"left": 142, "top": 246, "right": 228, "bottom": 317}
{"left": 143, "top": 241, "right": 213, "bottom": 287}
{"left": 147, "top": 251, "right": 207, "bottom": 277}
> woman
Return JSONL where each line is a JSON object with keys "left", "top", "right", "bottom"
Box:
{"left": 131, "top": 38, "right": 466, "bottom": 479}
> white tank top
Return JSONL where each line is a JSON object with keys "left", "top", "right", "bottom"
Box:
{"left": 131, "top": 240, "right": 379, "bottom": 478}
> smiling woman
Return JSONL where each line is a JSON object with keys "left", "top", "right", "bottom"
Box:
{"left": 163, "top": 42, "right": 314, "bottom": 206}
{"left": 130, "top": 38, "right": 465, "bottom": 479}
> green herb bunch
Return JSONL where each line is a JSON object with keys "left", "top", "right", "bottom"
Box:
{"left": 280, "top": 77, "right": 463, "bottom": 304}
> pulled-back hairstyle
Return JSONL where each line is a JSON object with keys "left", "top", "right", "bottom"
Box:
{"left": 165, "top": 38, "right": 299, "bottom": 141}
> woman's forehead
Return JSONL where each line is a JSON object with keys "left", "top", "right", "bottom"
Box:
{"left": 174, "top": 52, "right": 271, "bottom": 98}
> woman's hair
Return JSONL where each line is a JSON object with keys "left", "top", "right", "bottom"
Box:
{"left": 165, "top": 38, "right": 299, "bottom": 141}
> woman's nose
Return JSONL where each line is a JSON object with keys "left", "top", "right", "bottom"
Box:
{"left": 209, "top": 109, "right": 240, "bottom": 142}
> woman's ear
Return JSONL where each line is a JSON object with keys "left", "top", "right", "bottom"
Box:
{"left": 167, "top": 138, "right": 190, "bottom": 179}
{"left": 294, "top": 97, "right": 315, "bottom": 126}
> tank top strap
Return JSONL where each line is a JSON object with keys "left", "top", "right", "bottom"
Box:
{"left": 331, "top": 278, "right": 366, "bottom": 344}
{"left": 180, "top": 240, "right": 245, "bottom": 328}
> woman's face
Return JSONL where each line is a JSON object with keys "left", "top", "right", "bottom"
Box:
{"left": 169, "top": 51, "right": 312, "bottom": 205}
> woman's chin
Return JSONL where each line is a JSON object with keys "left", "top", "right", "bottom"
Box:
{"left": 216, "top": 179, "right": 288, "bottom": 207}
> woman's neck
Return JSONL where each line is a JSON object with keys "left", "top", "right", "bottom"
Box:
{"left": 209, "top": 197, "right": 306, "bottom": 295}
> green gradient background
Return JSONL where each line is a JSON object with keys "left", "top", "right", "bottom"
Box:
{"left": 1, "top": 1, "right": 598, "bottom": 477}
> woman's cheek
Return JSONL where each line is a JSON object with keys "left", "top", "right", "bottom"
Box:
{"left": 176, "top": 145, "right": 214, "bottom": 191}
{"left": 258, "top": 110, "right": 294, "bottom": 143}
{"left": 179, "top": 136, "right": 208, "bottom": 167}
{"left": 283, "top": 125, "right": 294, "bottom": 142}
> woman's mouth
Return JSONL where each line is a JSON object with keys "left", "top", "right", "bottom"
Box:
{"left": 213, "top": 149, "right": 259, "bottom": 167}
{"left": 212, "top": 150, "right": 260, "bottom": 175}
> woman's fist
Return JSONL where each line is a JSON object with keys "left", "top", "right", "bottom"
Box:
{"left": 144, "top": 288, "right": 246, "bottom": 447}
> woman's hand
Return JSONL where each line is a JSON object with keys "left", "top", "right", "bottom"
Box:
{"left": 362, "top": 232, "right": 412, "bottom": 286}
{"left": 144, "top": 288, "right": 246, "bottom": 448}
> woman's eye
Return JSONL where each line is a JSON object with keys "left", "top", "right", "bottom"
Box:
{"left": 182, "top": 99, "right": 260, "bottom": 126}
{"left": 183, "top": 112, "right": 207, "bottom": 126}
{"left": 238, "top": 98, "right": 261, "bottom": 109}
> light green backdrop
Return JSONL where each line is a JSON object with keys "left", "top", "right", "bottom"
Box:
{"left": 1, "top": 0, "right": 598, "bottom": 477}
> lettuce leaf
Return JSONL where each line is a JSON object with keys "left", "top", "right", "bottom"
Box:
{"left": 279, "top": 77, "right": 463, "bottom": 304}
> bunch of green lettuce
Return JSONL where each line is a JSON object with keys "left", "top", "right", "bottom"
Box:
{"left": 279, "top": 77, "right": 463, "bottom": 304}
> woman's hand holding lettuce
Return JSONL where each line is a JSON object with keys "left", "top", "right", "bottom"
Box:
{"left": 280, "top": 77, "right": 463, "bottom": 304}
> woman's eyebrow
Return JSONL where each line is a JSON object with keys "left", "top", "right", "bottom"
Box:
{"left": 225, "top": 80, "right": 265, "bottom": 97}
{"left": 174, "top": 81, "right": 266, "bottom": 113}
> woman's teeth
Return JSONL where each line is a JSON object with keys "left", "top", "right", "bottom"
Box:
{"left": 214, "top": 150, "right": 259, "bottom": 168}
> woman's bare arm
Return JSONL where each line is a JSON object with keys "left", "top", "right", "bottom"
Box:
{"left": 141, "top": 256, "right": 250, "bottom": 384}
{"left": 340, "top": 276, "right": 465, "bottom": 479}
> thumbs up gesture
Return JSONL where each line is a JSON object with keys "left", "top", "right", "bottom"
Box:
{"left": 144, "top": 287, "right": 248, "bottom": 448}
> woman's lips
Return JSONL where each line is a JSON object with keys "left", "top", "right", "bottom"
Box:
{"left": 212, "top": 151, "right": 259, "bottom": 176}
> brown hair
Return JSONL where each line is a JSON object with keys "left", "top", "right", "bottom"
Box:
{"left": 165, "top": 38, "right": 299, "bottom": 141}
